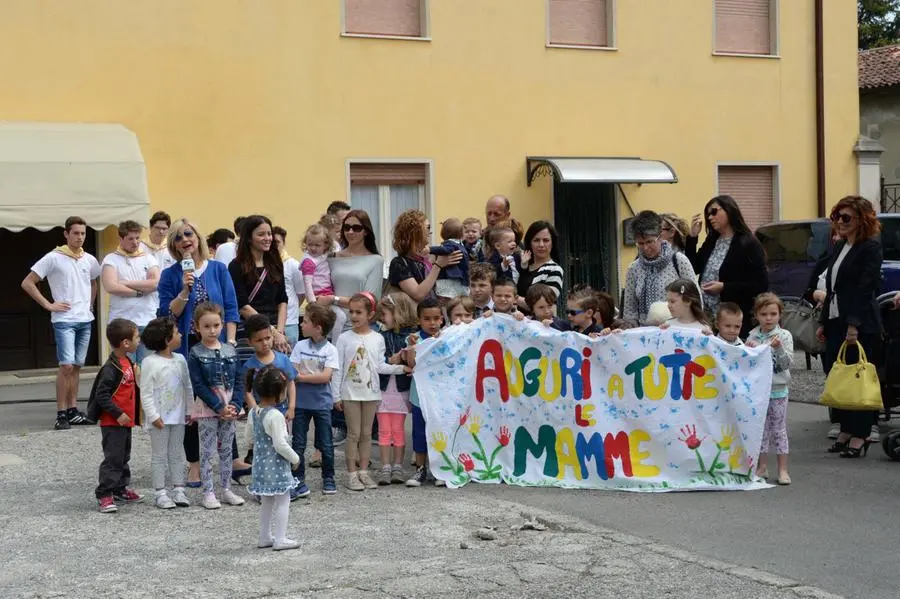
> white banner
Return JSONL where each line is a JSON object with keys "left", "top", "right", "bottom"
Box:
{"left": 415, "top": 316, "right": 773, "bottom": 491}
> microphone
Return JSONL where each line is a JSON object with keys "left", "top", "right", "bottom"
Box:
{"left": 181, "top": 252, "right": 195, "bottom": 290}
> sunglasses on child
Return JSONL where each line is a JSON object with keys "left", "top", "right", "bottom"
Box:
{"left": 831, "top": 213, "right": 854, "bottom": 224}
{"left": 342, "top": 224, "right": 365, "bottom": 233}
{"left": 174, "top": 229, "right": 195, "bottom": 241}
{"left": 566, "top": 308, "right": 585, "bottom": 316}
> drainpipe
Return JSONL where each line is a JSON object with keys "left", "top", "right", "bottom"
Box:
{"left": 815, "top": 0, "right": 826, "bottom": 217}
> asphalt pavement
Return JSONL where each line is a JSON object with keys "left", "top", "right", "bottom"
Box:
{"left": 1, "top": 354, "right": 898, "bottom": 598}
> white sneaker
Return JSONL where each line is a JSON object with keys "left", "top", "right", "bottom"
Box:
{"left": 346, "top": 471, "right": 365, "bottom": 492}
{"left": 273, "top": 538, "right": 300, "bottom": 551}
{"left": 868, "top": 425, "right": 881, "bottom": 443}
{"left": 827, "top": 423, "right": 840, "bottom": 439}
{"left": 201, "top": 492, "right": 221, "bottom": 510}
{"left": 155, "top": 492, "right": 176, "bottom": 509}
{"left": 222, "top": 488, "right": 245, "bottom": 506}
{"left": 434, "top": 479, "right": 446, "bottom": 487}
{"left": 358, "top": 470, "right": 378, "bottom": 489}
{"left": 172, "top": 488, "right": 191, "bottom": 507}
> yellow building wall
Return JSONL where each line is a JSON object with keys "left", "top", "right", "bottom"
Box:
{"left": 0, "top": 0, "right": 859, "bottom": 284}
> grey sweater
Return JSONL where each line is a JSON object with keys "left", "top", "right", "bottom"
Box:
{"left": 328, "top": 254, "right": 385, "bottom": 331}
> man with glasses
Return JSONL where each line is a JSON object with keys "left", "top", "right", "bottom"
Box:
{"left": 142, "top": 211, "right": 176, "bottom": 270}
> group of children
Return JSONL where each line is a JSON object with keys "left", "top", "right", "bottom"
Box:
{"left": 87, "top": 259, "right": 794, "bottom": 550}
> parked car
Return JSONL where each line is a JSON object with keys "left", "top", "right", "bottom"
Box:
{"left": 755, "top": 214, "right": 900, "bottom": 299}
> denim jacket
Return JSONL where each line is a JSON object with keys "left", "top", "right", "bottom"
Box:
{"left": 188, "top": 343, "right": 245, "bottom": 413}
{"left": 379, "top": 326, "right": 416, "bottom": 392}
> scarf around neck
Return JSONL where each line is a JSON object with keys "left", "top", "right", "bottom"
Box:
{"left": 115, "top": 247, "right": 145, "bottom": 258}
{"left": 635, "top": 241, "right": 675, "bottom": 322}
{"left": 143, "top": 239, "right": 165, "bottom": 252}
{"left": 54, "top": 245, "right": 85, "bottom": 259}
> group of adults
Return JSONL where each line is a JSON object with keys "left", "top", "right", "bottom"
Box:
{"left": 621, "top": 194, "right": 885, "bottom": 457}
{"left": 24, "top": 189, "right": 884, "bottom": 462}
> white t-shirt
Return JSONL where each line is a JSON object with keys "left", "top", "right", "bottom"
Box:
{"left": 829, "top": 242, "right": 853, "bottom": 319}
{"left": 142, "top": 242, "right": 176, "bottom": 271}
{"left": 213, "top": 241, "right": 237, "bottom": 266}
{"left": 139, "top": 352, "right": 193, "bottom": 425}
{"left": 334, "top": 330, "right": 406, "bottom": 402}
{"left": 101, "top": 252, "right": 160, "bottom": 327}
{"left": 283, "top": 256, "right": 304, "bottom": 325}
{"left": 665, "top": 318, "right": 706, "bottom": 331}
{"left": 31, "top": 251, "right": 101, "bottom": 323}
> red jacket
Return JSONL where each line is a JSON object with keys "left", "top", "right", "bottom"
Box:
{"left": 87, "top": 354, "right": 141, "bottom": 427}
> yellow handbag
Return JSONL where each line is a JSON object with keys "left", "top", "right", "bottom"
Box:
{"left": 819, "top": 341, "right": 883, "bottom": 411}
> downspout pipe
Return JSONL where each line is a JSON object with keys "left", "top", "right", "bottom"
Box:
{"left": 815, "top": 0, "right": 826, "bottom": 217}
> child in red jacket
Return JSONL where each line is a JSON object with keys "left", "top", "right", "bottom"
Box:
{"left": 86, "top": 318, "right": 143, "bottom": 513}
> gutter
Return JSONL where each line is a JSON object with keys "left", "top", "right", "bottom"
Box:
{"left": 815, "top": 0, "right": 826, "bottom": 217}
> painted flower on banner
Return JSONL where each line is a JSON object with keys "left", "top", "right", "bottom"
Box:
{"left": 459, "top": 406, "right": 471, "bottom": 427}
{"left": 496, "top": 426, "right": 511, "bottom": 447}
{"left": 678, "top": 424, "right": 704, "bottom": 450}
{"left": 458, "top": 453, "right": 475, "bottom": 472}
{"left": 468, "top": 416, "right": 482, "bottom": 435}
{"left": 716, "top": 425, "right": 737, "bottom": 451}
{"left": 431, "top": 432, "right": 448, "bottom": 453}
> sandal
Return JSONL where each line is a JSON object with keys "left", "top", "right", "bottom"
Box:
{"left": 827, "top": 441, "right": 848, "bottom": 454}
{"left": 777, "top": 473, "right": 792, "bottom": 485}
{"left": 840, "top": 441, "right": 871, "bottom": 459}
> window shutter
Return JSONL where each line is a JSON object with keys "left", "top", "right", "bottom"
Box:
{"left": 715, "top": 0, "right": 771, "bottom": 55}
{"left": 717, "top": 166, "right": 775, "bottom": 233}
{"left": 549, "top": 0, "right": 608, "bottom": 47}
{"left": 350, "top": 163, "right": 427, "bottom": 186}
{"left": 345, "top": 0, "right": 422, "bottom": 37}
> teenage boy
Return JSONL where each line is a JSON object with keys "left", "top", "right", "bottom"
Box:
{"left": 468, "top": 263, "right": 495, "bottom": 319}
{"left": 213, "top": 216, "right": 245, "bottom": 266}
{"left": 142, "top": 211, "right": 175, "bottom": 270}
{"left": 21, "top": 216, "right": 102, "bottom": 430}
{"left": 290, "top": 304, "right": 339, "bottom": 497}
{"left": 86, "top": 318, "right": 143, "bottom": 513}
{"left": 101, "top": 220, "right": 161, "bottom": 364}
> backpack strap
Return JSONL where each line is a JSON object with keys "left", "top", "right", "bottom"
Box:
{"left": 671, "top": 252, "right": 682, "bottom": 278}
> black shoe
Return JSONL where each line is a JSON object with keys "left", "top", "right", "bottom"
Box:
{"left": 67, "top": 410, "right": 92, "bottom": 425}
{"left": 54, "top": 415, "right": 71, "bottom": 430}
{"left": 827, "top": 441, "right": 848, "bottom": 453}
{"left": 840, "top": 441, "right": 871, "bottom": 459}
{"left": 406, "top": 466, "right": 427, "bottom": 487}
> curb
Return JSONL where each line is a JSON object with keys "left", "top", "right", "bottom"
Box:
{"left": 0, "top": 371, "right": 95, "bottom": 389}
{"left": 491, "top": 499, "right": 844, "bottom": 599}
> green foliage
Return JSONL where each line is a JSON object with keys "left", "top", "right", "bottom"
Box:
{"left": 859, "top": 0, "right": 900, "bottom": 49}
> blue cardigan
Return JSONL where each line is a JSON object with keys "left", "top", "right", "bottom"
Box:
{"left": 157, "top": 259, "right": 241, "bottom": 356}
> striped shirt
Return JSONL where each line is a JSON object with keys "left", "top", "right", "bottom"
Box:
{"left": 517, "top": 260, "right": 565, "bottom": 299}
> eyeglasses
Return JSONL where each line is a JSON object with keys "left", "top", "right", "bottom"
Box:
{"left": 635, "top": 236, "right": 660, "bottom": 249}
{"left": 707, "top": 207, "right": 720, "bottom": 217}
{"left": 343, "top": 224, "right": 365, "bottom": 233}
{"left": 831, "top": 213, "right": 854, "bottom": 224}
{"left": 566, "top": 309, "right": 585, "bottom": 316}
{"left": 174, "top": 230, "right": 195, "bottom": 241}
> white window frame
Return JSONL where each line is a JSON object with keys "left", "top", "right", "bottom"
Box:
{"left": 715, "top": 161, "right": 782, "bottom": 222}
{"left": 712, "top": 0, "right": 780, "bottom": 59}
{"left": 545, "top": 0, "right": 617, "bottom": 51}
{"left": 341, "top": 0, "right": 432, "bottom": 42}
{"left": 345, "top": 158, "right": 435, "bottom": 269}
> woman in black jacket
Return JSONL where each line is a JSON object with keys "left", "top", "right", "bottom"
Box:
{"left": 686, "top": 195, "right": 769, "bottom": 338}
{"left": 815, "top": 196, "right": 883, "bottom": 458}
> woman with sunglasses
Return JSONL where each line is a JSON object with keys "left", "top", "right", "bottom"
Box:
{"left": 327, "top": 210, "right": 385, "bottom": 333}
{"left": 687, "top": 195, "right": 768, "bottom": 338}
{"left": 157, "top": 218, "right": 241, "bottom": 486}
{"left": 815, "top": 196, "right": 883, "bottom": 458}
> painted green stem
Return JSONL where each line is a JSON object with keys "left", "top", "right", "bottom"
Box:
{"left": 694, "top": 449, "right": 706, "bottom": 472}
{"left": 706, "top": 449, "right": 722, "bottom": 476}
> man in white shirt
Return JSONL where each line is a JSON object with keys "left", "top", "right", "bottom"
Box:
{"left": 101, "top": 221, "right": 161, "bottom": 364}
{"left": 21, "top": 216, "right": 102, "bottom": 431}
{"left": 141, "top": 211, "right": 176, "bottom": 271}
{"left": 212, "top": 216, "right": 245, "bottom": 266}
{"left": 273, "top": 225, "right": 305, "bottom": 348}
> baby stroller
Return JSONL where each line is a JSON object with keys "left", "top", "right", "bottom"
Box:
{"left": 877, "top": 292, "right": 900, "bottom": 461}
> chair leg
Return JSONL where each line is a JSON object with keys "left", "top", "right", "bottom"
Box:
{"left": 806, "top": 352, "right": 812, "bottom": 370}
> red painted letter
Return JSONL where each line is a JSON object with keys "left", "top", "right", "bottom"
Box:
{"left": 475, "top": 339, "right": 509, "bottom": 403}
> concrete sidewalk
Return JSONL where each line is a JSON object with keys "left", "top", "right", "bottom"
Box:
{"left": 0, "top": 427, "right": 842, "bottom": 599}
